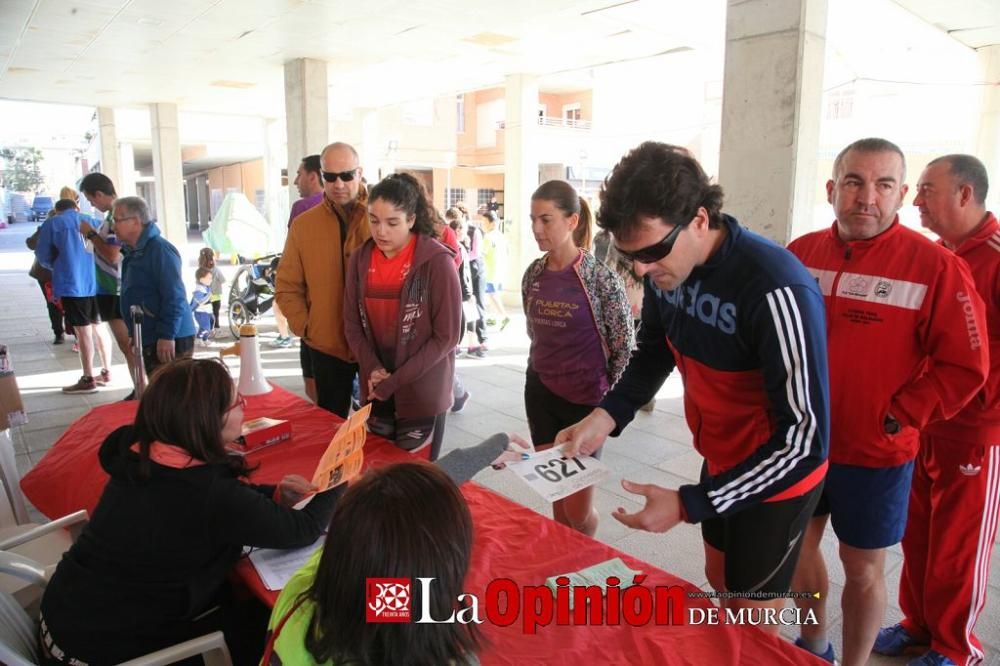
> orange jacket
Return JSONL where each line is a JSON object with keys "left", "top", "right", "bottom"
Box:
{"left": 275, "top": 191, "right": 371, "bottom": 360}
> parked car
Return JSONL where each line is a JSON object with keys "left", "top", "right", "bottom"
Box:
{"left": 29, "top": 195, "right": 54, "bottom": 221}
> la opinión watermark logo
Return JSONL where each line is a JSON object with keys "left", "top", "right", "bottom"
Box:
{"left": 366, "top": 576, "right": 820, "bottom": 633}
{"left": 366, "top": 578, "right": 413, "bottom": 623}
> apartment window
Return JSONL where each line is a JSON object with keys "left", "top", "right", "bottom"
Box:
{"left": 477, "top": 188, "right": 496, "bottom": 211}
{"left": 563, "top": 103, "right": 582, "bottom": 126}
{"left": 456, "top": 94, "right": 465, "bottom": 134}
{"left": 446, "top": 188, "right": 465, "bottom": 208}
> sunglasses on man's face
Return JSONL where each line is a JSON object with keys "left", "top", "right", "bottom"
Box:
{"left": 321, "top": 169, "right": 358, "bottom": 183}
{"left": 615, "top": 223, "right": 686, "bottom": 264}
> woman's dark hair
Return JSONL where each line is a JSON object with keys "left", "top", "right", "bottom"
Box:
{"left": 131, "top": 358, "right": 250, "bottom": 478}
{"left": 304, "top": 462, "right": 480, "bottom": 665}
{"left": 532, "top": 180, "right": 593, "bottom": 251}
{"left": 444, "top": 206, "right": 465, "bottom": 232}
{"left": 198, "top": 247, "right": 215, "bottom": 269}
{"left": 598, "top": 141, "right": 724, "bottom": 239}
{"left": 368, "top": 173, "right": 438, "bottom": 238}
{"left": 54, "top": 198, "right": 78, "bottom": 212}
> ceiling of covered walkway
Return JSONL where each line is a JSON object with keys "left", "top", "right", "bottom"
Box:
{"left": 0, "top": 0, "right": 996, "bottom": 120}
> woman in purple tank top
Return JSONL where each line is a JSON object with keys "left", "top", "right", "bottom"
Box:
{"left": 521, "top": 180, "right": 634, "bottom": 535}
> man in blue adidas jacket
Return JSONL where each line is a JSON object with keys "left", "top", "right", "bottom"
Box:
{"left": 557, "top": 142, "right": 830, "bottom": 630}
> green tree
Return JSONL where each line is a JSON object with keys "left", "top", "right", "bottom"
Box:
{"left": 0, "top": 147, "right": 45, "bottom": 192}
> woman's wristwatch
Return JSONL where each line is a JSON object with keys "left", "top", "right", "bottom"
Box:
{"left": 86, "top": 230, "right": 99, "bottom": 241}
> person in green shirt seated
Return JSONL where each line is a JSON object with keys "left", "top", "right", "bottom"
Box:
{"left": 263, "top": 441, "right": 514, "bottom": 665}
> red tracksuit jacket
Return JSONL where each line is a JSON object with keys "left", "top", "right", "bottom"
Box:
{"left": 925, "top": 212, "right": 1000, "bottom": 443}
{"left": 788, "top": 220, "right": 988, "bottom": 467}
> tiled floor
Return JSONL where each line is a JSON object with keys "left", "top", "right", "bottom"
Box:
{"left": 1, "top": 222, "right": 997, "bottom": 664}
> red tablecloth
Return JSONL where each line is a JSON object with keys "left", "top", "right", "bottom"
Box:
{"left": 21, "top": 385, "right": 821, "bottom": 665}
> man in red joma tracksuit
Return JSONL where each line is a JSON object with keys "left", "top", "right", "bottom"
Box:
{"left": 787, "top": 138, "right": 988, "bottom": 666}
{"left": 872, "top": 155, "right": 1000, "bottom": 666}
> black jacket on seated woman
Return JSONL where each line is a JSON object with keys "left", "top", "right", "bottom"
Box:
{"left": 38, "top": 358, "right": 341, "bottom": 665}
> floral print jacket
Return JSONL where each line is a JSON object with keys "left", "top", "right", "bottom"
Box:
{"left": 521, "top": 248, "right": 635, "bottom": 387}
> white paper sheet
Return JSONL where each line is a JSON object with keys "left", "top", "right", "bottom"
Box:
{"left": 248, "top": 535, "right": 325, "bottom": 591}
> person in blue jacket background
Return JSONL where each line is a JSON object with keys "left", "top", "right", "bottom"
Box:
{"left": 114, "top": 196, "right": 195, "bottom": 378}
{"left": 34, "top": 199, "right": 105, "bottom": 393}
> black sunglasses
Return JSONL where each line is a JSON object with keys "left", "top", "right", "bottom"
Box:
{"left": 615, "top": 223, "right": 685, "bottom": 263}
{"left": 321, "top": 168, "right": 358, "bottom": 183}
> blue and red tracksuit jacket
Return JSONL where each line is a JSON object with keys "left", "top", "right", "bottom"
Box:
{"left": 601, "top": 215, "right": 830, "bottom": 523}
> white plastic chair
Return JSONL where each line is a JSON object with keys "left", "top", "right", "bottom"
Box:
{"left": 0, "top": 510, "right": 88, "bottom": 612}
{"left": 0, "top": 551, "right": 233, "bottom": 666}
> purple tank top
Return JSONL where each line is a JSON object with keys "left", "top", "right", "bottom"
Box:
{"left": 527, "top": 259, "right": 610, "bottom": 406}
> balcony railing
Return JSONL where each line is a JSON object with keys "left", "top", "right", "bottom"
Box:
{"left": 495, "top": 116, "right": 592, "bottom": 130}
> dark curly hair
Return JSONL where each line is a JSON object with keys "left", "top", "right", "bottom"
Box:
{"left": 598, "top": 142, "right": 724, "bottom": 239}
{"left": 369, "top": 173, "right": 439, "bottom": 238}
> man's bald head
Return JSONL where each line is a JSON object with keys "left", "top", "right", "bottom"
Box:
{"left": 320, "top": 142, "right": 362, "bottom": 206}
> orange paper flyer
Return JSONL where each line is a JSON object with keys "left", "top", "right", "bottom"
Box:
{"left": 311, "top": 403, "right": 371, "bottom": 490}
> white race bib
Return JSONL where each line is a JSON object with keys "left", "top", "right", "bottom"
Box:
{"left": 506, "top": 447, "right": 610, "bottom": 503}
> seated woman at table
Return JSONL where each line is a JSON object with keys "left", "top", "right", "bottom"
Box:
{"left": 344, "top": 172, "right": 462, "bottom": 461}
{"left": 38, "top": 357, "right": 344, "bottom": 665}
{"left": 262, "top": 461, "right": 482, "bottom": 665}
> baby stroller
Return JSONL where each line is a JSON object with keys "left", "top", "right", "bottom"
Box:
{"left": 227, "top": 253, "right": 280, "bottom": 338}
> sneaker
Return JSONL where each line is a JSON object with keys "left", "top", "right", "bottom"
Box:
{"left": 62, "top": 375, "right": 98, "bottom": 394}
{"left": 269, "top": 336, "right": 293, "bottom": 348}
{"left": 874, "top": 623, "right": 927, "bottom": 656}
{"left": 469, "top": 347, "right": 487, "bottom": 359}
{"left": 71, "top": 342, "right": 79, "bottom": 353}
{"left": 486, "top": 318, "right": 497, "bottom": 327}
{"left": 793, "top": 638, "right": 837, "bottom": 664}
{"left": 96, "top": 369, "right": 111, "bottom": 386}
{"left": 500, "top": 316, "right": 511, "bottom": 331}
{"left": 53, "top": 334, "right": 65, "bottom": 345}
{"left": 451, "top": 391, "right": 471, "bottom": 413}
{"left": 907, "top": 652, "right": 956, "bottom": 666}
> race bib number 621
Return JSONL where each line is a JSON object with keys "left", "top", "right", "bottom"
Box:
{"left": 506, "top": 447, "right": 610, "bottom": 503}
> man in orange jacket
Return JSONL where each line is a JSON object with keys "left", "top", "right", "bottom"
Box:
{"left": 275, "top": 142, "right": 371, "bottom": 417}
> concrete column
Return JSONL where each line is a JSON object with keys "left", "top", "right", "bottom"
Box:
{"left": 284, "top": 58, "right": 328, "bottom": 206}
{"left": 118, "top": 142, "right": 136, "bottom": 197}
{"left": 149, "top": 103, "right": 187, "bottom": 246}
{"left": 97, "top": 107, "right": 122, "bottom": 186}
{"left": 262, "top": 117, "right": 287, "bottom": 245}
{"left": 503, "top": 73, "right": 540, "bottom": 291}
{"left": 977, "top": 45, "right": 1000, "bottom": 214}
{"left": 718, "top": 0, "right": 828, "bottom": 244}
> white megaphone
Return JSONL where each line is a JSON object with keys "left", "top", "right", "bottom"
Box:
{"left": 220, "top": 323, "right": 272, "bottom": 395}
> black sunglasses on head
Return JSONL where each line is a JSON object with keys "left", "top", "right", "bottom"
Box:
{"left": 321, "top": 168, "right": 358, "bottom": 183}
{"left": 615, "top": 223, "right": 686, "bottom": 263}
